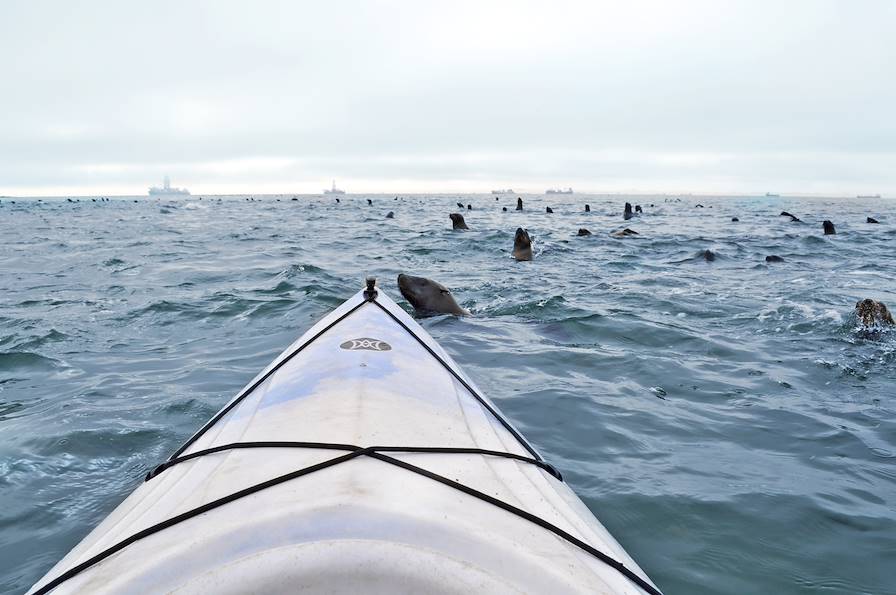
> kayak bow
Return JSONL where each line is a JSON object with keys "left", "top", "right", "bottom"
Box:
{"left": 30, "top": 278, "right": 660, "bottom": 595}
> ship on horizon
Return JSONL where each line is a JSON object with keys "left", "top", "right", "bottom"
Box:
{"left": 546, "top": 187, "right": 573, "bottom": 195}
{"left": 765, "top": 192, "right": 780, "bottom": 197}
{"left": 491, "top": 188, "right": 514, "bottom": 194}
{"left": 857, "top": 194, "right": 881, "bottom": 199}
{"left": 148, "top": 177, "right": 190, "bottom": 196}
{"left": 324, "top": 180, "right": 345, "bottom": 195}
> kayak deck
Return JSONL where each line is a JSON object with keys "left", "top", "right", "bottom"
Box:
{"left": 30, "top": 281, "right": 659, "bottom": 595}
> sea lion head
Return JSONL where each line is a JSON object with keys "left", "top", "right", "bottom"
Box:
{"left": 855, "top": 299, "right": 895, "bottom": 328}
{"left": 512, "top": 228, "right": 533, "bottom": 261}
{"left": 397, "top": 274, "right": 469, "bottom": 316}
{"left": 449, "top": 213, "right": 469, "bottom": 230}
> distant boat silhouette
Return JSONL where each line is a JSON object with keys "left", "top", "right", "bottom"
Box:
{"left": 324, "top": 180, "right": 346, "bottom": 195}
{"left": 765, "top": 192, "right": 780, "bottom": 197}
{"left": 491, "top": 189, "right": 514, "bottom": 194}
{"left": 857, "top": 194, "right": 881, "bottom": 199}
{"left": 148, "top": 177, "right": 190, "bottom": 196}
{"left": 546, "top": 187, "right": 573, "bottom": 195}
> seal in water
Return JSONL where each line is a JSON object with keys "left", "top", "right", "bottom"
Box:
{"left": 546, "top": 206, "right": 553, "bottom": 213}
{"left": 367, "top": 199, "right": 372, "bottom": 206}
{"left": 512, "top": 228, "right": 533, "bottom": 261}
{"left": 397, "top": 274, "right": 470, "bottom": 317}
{"left": 701, "top": 249, "right": 716, "bottom": 261}
{"left": 610, "top": 228, "right": 639, "bottom": 238}
{"left": 765, "top": 255, "right": 784, "bottom": 263}
{"left": 855, "top": 299, "right": 895, "bottom": 327}
{"left": 823, "top": 220, "right": 836, "bottom": 235}
{"left": 516, "top": 197, "right": 523, "bottom": 211}
{"left": 502, "top": 207, "right": 507, "bottom": 211}
{"left": 386, "top": 211, "right": 394, "bottom": 219}
{"left": 585, "top": 204, "right": 590, "bottom": 212}
{"left": 780, "top": 211, "right": 801, "bottom": 222}
{"left": 336, "top": 198, "right": 340, "bottom": 203}
{"left": 577, "top": 228, "right": 592, "bottom": 236}
{"left": 449, "top": 213, "right": 469, "bottom": 230}
{"left": 467, "top": 204, "right": 472, "bottom": 210}
{"left": 624, "top": 202, "right": 633, "bottom": 220}
{"left": 456, "top": 202, "right": 464, "bottom": 208}
{"left": 867, "top": 217, "right": 879, "bottom": 224}
{"left": 635, "top": 205, "right": 642, "bottom": 213}
{"left": 731, "top": 217, "right": 739, "bottom": 221}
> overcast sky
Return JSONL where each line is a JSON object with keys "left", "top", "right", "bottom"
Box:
{"left": 1, "top": 0, "right": 894, "bottom": 196}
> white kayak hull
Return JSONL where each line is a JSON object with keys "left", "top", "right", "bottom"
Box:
{"left": 30, "top": 282, "right": 659, "bottom": 594}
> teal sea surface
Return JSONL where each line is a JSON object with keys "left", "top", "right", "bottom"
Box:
{"left": 1, "top": 194, "right": 894, "bottom": 594}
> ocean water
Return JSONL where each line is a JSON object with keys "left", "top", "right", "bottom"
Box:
{"left": 1, "top": 193, "right": 894, "bottom": 594}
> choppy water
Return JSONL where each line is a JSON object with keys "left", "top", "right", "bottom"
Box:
{"left": 1, "top": 193, "right": 894, "bottom": 594}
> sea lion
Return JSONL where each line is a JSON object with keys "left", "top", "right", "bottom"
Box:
{"left": 449, "top": 213, "right": 469, "bottom": 230}
{"left": 867, "top": 217, "right": 879, "bottom": 224}
{"left": 367, "top": 199, "right": 372, "bottom": 206}
{"left": 397, "top": 274, "right": 470, "bottom": 317}
{"left": 386, "top": 211, "right": 394, "bottom": 219}
{"left": 823, "top": 220, "right": 836, "bottom": 235}
{"left": 546, "top": 207, "right": 553, "bottom": 213}
{"left": 624, "top": 202, "right": 633, "bottom": 220}
{"left": 585, "top": 204, "right": 590, "bottom": 212}
{"left": 695, "top": 204, "right": 705, "bottom": 208}
{"left": 516, "top": 197, "right": 523, "bottom": 211}
{"left": 855, "top": 299, "right": 895, "bottom": 327}
{"left": 577, "top": 228, "right": 592, "bottom": 236}
{"left": 701, "top": 249, "right": 716, "bottom": 261}
{"left": 467, "top": 204, "right": 472, "bottom": 210}
{"left": 457, "top": 202, "right": 464, "bottom": 208}
{"left": 512, "top": 228, "right": 532, "bottom": 261}
{"left": 335, "top": 198, "right": 340, "bottom": 203}
{"left": 502, "top": 207, "right": 507, "bottom": 212}
{"left": 635, "top": 205, "right": 642, "bottom": 213}
{"left": 610, "top": 228, "right": 639, "bottom": 238}
{"left": 292, "top": 197, "right": 298, "bottom": 201}
{"left": 765, "top": 255, "right": 784, "bottom": 263}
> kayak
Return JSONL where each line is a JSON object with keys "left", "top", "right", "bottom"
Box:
{"left": 30, "top": 278, "right": 661, "bottom": 595}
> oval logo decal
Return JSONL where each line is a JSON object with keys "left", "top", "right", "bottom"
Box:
{"left": 340, "top": 337, "right": 392, "bottom": 351}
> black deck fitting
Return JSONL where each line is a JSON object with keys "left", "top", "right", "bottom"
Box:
{"left": 363, "top": 277, "right": 378, "bottom": 300}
